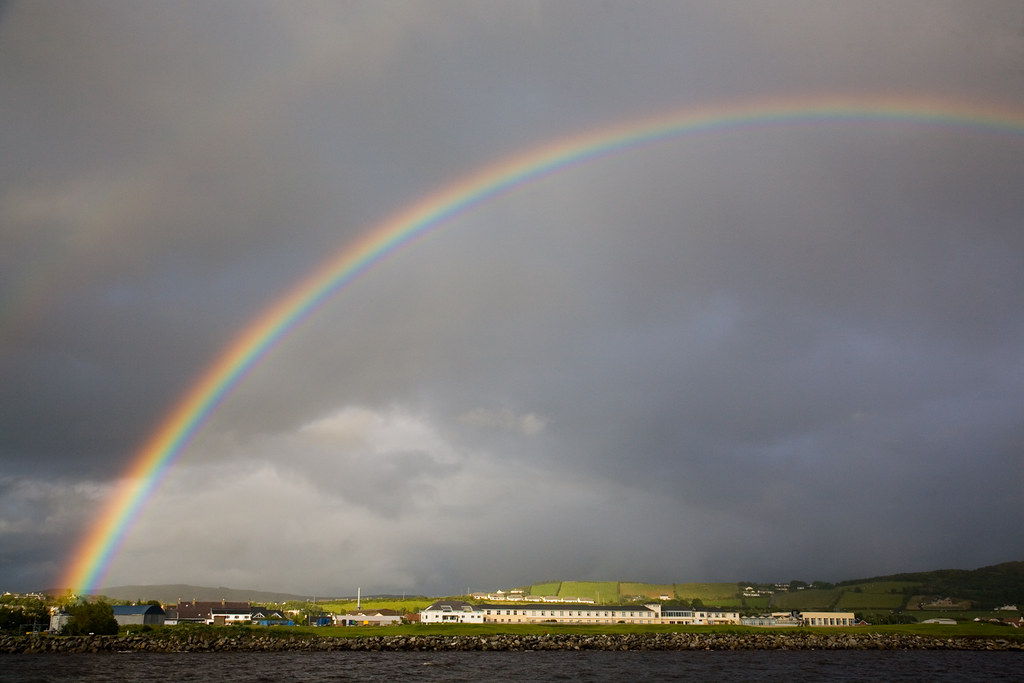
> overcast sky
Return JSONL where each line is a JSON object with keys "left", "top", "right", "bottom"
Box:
{"left": 2, "top": 1, "right": 1023, "bottom": 597}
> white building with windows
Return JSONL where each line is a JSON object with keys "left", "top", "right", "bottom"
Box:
{"left": 419, "top": 601, "right": 860, "bottom": 627}
{"left": 660, "top": 606, "right": 741, "bottom": 625}
{"left": 480, "top": 603, "right": 660, "bottom": 624}
{"left": 794, "top": 611, "right": 857, "bottom": 627}
{"left": 420, "top": 600, "right": 485, "bottom": 623}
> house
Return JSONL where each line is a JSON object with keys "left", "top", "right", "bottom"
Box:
{"left": 741, "top": 614, "right": 802, "bottom": 627}
{"left": 251, "top": 608, "right": 286, "bottom": 621}
{"left": 167, "top": 599, "right": 252, "bottom": 625}
{"left": 308, "top": 613, "right": 333, "bottom": 627}
{"left": 798, "top": 611, "right": 857, "bottom": 626}
{"left": 336, "top": 608, "right": 403, "bottom": 626}
{"left": 112, "top": 604, "right": 166, "bottom": 627}
{"left": 210, "top": 607, "right": 253, "bottom": 625}
{"left": 659, "top": 606, "right": 740, "bottom": 625}
{"left": 420, "top": 600, "right": 485, "bottom": 623}
{"left": 480, "top": 603, "right": 661, "bottom": 624}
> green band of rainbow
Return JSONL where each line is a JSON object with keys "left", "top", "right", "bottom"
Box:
{"left": 60, "top": 94, "right": 1024, "bottom": 594}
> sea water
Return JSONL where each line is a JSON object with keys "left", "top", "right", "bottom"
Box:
{"left": 1, "top": 650, "right": 1021, "bottom": 682}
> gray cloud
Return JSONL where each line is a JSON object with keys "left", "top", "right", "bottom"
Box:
{"left": 2, "top": 1, "right": 1023, "bottom": 595}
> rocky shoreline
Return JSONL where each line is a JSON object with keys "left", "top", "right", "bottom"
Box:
{"left": 2, "top": 631, "right": 1022, "bottom": 654}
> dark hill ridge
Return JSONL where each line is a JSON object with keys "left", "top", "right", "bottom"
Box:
{"left": 56, "top": 561, "right": 1024, "bottom": 606}
{"left": 835, "top": 561, "right": 1024, "bottom": 607}
{"left": 68, "top": 585, "right": 320, "bottom": 604}
{"left": 69, "top": 584, "right": 412, "bottom": 604}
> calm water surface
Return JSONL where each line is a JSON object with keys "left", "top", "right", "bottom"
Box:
{"left": 1, "top": 650, "right": 1021, "bottom": 682}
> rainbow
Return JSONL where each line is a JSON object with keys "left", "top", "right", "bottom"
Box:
{"left": 60, "top": 94, "right": 1024, "bottom": 594}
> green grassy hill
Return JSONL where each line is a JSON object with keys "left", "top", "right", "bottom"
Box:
{"left": 85, "top": 561, "right": 1023, "bottom": 617}
{"left": 836, "top": 561, "right": 1024, "bottom": 609}
{"left": 512, "top": 562, "right": 1024, "bottom": 615}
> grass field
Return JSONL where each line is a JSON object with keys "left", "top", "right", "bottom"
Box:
{"left": 836, "top": 591, "right": 906, "bottom": 610}
{"left": 739, "top": 596, "right": 771, "bottom": 610}
{"left": 557, "top": 581, "right": 620, "bottom": 603}
{"left": 619, "top": 583, "right": 674, "bottom": 600}
{"left": 904, "top": 609, "right": 1021, "bottom": 621}
{"left": 527, "top": 582, "right": 562, "bottom": 596}
{"left": 708, "top": 597, "right": 744, "bottom": 608}
{"left": 771, "top": 589, "right": 840, "bottom": 610}
{"left": 673, "top": 583, "right": 740, "bottom": 602}
{"left": 841, "top": 581, "right": 920, "bottom": 594}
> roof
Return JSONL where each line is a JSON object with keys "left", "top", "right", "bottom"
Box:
{"left": 174, "top": 600, "right": 251, "bottom": 619}
{"left": 112, "top": 604, "right": 165, "bottom": 616}
{"left": 424, "top": 600, "right": 476, "bottom": 612}
{"left": 477, "top": 603, "right": 656, "bottom": 612}
{"left": 251, "top": 609, "right": 285, "bottom": 618}
{"left": 347, "top": 608, "right": 401, "bottom": 616}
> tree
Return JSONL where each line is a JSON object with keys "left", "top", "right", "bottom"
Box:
{"left": 0, "top": 598, "right": 50, "bottom": 634}
{"left": 63, "top": 601, "right": 119, "bottom": 635}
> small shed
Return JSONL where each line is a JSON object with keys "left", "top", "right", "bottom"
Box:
{"left": 112, "top": 604, "right": 166, "bottom": 627}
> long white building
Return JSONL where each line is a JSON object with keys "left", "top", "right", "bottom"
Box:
{"left": 482, "top": 603, "right": 661, "bottom": 624}
{"left": 421, "top": 600, "right": 855, "bottom": 627}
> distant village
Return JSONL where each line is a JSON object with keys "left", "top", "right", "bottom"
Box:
{"left": 5, "top": 571, "right": 1023, "bottom": 633}
{"left": 39, "top": 594, "right": 862, "bottom": 632}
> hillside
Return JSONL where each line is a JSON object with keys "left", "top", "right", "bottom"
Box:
{"left": 518, "top": 562, "right": 1024, "bottom": 613}
{"left": 85, "top": 584, "right": 318, "bottom": 604}
{"left": 836, "top": 561, "right": 1024, "bottom": 607}
{"left": 59, "top": 561, "right": 1023, "bottom": 613}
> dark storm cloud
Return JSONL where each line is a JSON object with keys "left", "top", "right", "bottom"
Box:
{"left": 1, "top": 1, "right": 1023, "bottom": 594}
